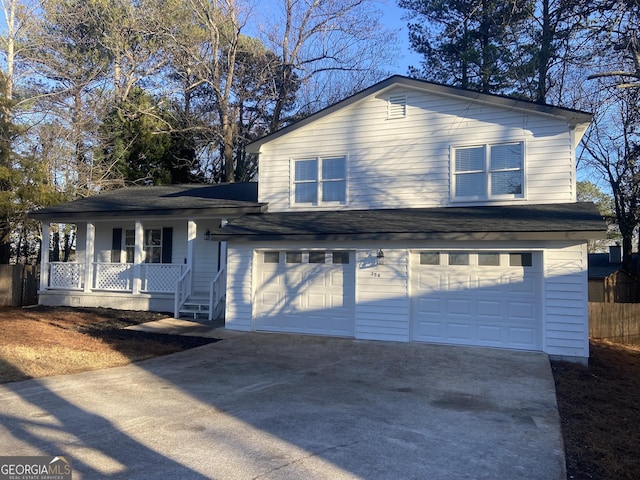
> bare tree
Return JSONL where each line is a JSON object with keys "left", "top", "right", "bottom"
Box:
{"left": 581, "top": 85, "right": 640, "bottom": 270}
{"left": 261, "top": 0, "right": 397, "bottom": 131}
{"left": 587, "top": 0, "right": 640, "bottom": 88}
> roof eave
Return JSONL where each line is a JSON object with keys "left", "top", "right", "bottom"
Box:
{"left": 29, "top": 204, "right": 268, "bottom": 222}
{"left": 210, "top": 229, "right": 606, "bottom": 243}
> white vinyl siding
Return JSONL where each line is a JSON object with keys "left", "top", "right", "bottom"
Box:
{"left": 355, "top": 248, "right": 409, "bottom": 341}
{"left": 258, "top": 88, "right": 575, "bottom": 211}
{"left": 192, "top": 225, "right": 220, "bottom": 293}
{"left": 543, "top": 243, "right": 589, "bottom": 358}
{"left": 225, "top": 245, "right": 254, "bottom": 331}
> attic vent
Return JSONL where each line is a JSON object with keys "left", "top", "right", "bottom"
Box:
{"left": 388, "top": 94, "right": 407, "bottom": 119}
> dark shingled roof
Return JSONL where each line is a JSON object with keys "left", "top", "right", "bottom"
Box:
{"left": 29, "top": 183, "right": 266, "bottom": 220}
{"left": 211, "top": 202, "right": 606, "bottom": 242}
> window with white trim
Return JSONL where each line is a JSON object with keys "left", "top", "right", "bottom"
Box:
{"left": 124, "top": 228, "right": 162, "bottom": 263}
{"left": 292, "top": 156, "right": 346, "bottom": 206}
{"left": 452, "top": 142, "right": 524, "bottom": 200}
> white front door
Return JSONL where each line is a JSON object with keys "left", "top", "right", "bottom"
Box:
{"left": 411, "top": 251, "right": 542, "bottom": 350}
{"left": 255, "top": 250, "right": 355, "bottom": 336}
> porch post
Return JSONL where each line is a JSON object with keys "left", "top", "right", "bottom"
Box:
{"left": 220, "top": 219, "right": 228, "bottom": 271}
{"left": 133, "top": 220, "right": 144, "bottom": 294}
{"left": 187, "top": 220, "right": 196, "bottom": 283}
{"left": 83, "top": 222, "right": 95, "bottom": 292}
{"left": 220, "top": 242, "right": 227, "bottom": 270}
{"left": 39, "top": 223, "right": 50, "bottom": 291}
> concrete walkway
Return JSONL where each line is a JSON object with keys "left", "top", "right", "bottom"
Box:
{"left": 124, "top": 317, "right": 223, "bottom": 337}
{"left": 0, "top": 328, "right": 566, "bottom": 479}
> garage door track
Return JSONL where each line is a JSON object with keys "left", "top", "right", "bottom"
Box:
{"left": 0, "top": 331, "right": 565, "bottom": 479}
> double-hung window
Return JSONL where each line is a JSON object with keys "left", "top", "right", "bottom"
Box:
{"left": 452, "top": 142, "right": 524, "bottom": 201}
{"left": 293, "top": 156, "right": 346, "bottom": 206}
{"left": 124, "top": 228, "right": 162, "bottom": 263}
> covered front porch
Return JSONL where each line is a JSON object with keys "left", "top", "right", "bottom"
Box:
{"left": 29, "top": 183, "right": 266, "bottom": 320}
{"left": 39, "top": 219, "right": 227, "bottom": 320}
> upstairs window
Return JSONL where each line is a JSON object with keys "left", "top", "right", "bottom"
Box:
{"left": 452, "top": 142, "right": 524, "bottom": 201}
{"left": 293, "top": 156, "right": 346, "bottom": 206}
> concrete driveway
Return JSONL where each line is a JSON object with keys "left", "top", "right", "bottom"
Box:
{"left": 0, "top": 330, "right": 565, "bottom": 479}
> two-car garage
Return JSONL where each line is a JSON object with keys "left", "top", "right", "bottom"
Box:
{"left": 252, "top": 248, "right": 542, "bottom": 352}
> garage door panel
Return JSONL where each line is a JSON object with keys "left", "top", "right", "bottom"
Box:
{"left": 255, "top": 250, "right": 355, "bottom": 336}
{"left": 447, "top": 323, "right": 472, "bottom": 340}
{"left": 418, "top": 297, "right": 442, "bottom": 314}
{"left": 447, "top": 299, "right": 471, "bottom": 315}
{"left": 477, "top": 300, "right": 502, "bottom": 316}
{"left": 509, "top": 302, "right": 535, "bottom": 318}
{"left": 508, "top": 277, "right": 536, "bottom": 294}
{"left": 477, "top": 325, "right": 502, "bottom": 342}
{"left": 508, "top": 327, "right": 536, "bottom": 345}
{"left": 307, "top": 293, "right": 327, "bottom": 309}
{"left": 416, "top": 321, "right": 445, "bottom": 338}
{"left": 412, "top": 251, "right": 541, "bottom": 351}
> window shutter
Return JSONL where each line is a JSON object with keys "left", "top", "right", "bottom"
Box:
{"left": 111, "top": 228, "right": 122, "bottom": 263}
{"left": 161, "top": 227, "right": 173, "bottom": 264}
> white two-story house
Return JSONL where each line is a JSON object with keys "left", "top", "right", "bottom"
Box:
{"left": 31, "top": 76, "right": 604, "bottom": 362}
{"left": 212, "top": 76, "right": 604, "bottom": 362}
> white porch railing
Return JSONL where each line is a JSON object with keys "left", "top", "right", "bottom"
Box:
{"left": 174, "top": 267, "right": 192, "bottom": 319}
{"left": 48, "top": 262, "right": 185, "bottom": 293}
{"left": 49, "top": 262, "right": 83, "bottom": 290}
{"left": 208, "top": 268, "right": 226, "bottom": 321}
{"left": 93, "top": 263, "right": 133, "bottom": 291}
{"left": 141, "top": 264, "right": 185, "bottom": 293}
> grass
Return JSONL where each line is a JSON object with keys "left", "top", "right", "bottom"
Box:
{"left": 0, "top": 306, "right": 638, "bottom": 479}
{"left": 0, "top": 306, "right": 217, "bottom": 383}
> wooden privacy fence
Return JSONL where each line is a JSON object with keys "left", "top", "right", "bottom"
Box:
{"left": 0, "top": 264, "right": 39, "bottom": 307}
{"left": 589, "top": 302, "right": 640, "bottom": 346}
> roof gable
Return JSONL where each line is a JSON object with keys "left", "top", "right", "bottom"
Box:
{"left": 247, "top": 75, "right": 593, "bottom": 154}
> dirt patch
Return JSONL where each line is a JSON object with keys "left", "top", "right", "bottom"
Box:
{"left": 0, "top": 306, "right": 218, "bottom": 383}
{"left": 551, "top": 340, "right": 640, "bottom": 480}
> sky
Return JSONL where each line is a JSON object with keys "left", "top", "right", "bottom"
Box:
{"left": 379, "top": 1, "right": 421, "bottom": 75}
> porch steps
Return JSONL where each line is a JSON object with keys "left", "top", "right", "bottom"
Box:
{"left": 179, "top": 296, "right": 210, "bottom": 321}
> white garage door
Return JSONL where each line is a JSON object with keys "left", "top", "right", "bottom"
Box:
{"left": 411, "top": 251, "right": 542, "bottom": 350}
{"left": 254, "top": 250, "right": 355, "bottom": 336}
